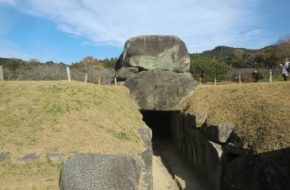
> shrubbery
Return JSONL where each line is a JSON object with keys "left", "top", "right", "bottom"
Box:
{"left": 190, "top": 54, "right": 232, "bottom": 82}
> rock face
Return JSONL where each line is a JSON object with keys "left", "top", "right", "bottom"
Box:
{"left": 169, "top": 111, "right": 290, "bottom": 190}
{"left": 0, "top": 152, "right": 9, "bottom": 163}
{"left": 199, "top": 123, "right": 234, "bottom": 144}
{"left": 115, "top": 35, "right": 190, "bottom": 73}
{"left": 18, "top": 152, "right": 40, "bottom": 163}
{"left": 137, "top": 127, "right": 153, "bottom": 189}
{"left": 48, "top": 153, "right": 66, "bottom": 163}
{"left": 115, "top": 67, "right": 139, "bottom": 81}
{"left": 60, "top": 154, "right": 142, "bottom": 190}
{"left": 170, "top": 112, "right": 224, "bottom": 190}
{"left": 124, "top": 70, "right": 198, "bottom": 111}
{"left": 223, "top": 149, "right": 290, "bottom": 190}
{"left": 60, "top": 127, "right": 153, "bottom": 190}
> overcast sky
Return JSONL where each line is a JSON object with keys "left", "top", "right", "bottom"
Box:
{"left": 0, "top": 0, "right": 289, "bottom": 63}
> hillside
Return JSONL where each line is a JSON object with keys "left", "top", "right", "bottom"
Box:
{"left": 201, "top": 45, "right": 257, "bottom": 56}
{"left": 184, "top": 82, "right": 290, "bottom": 153}
{"left": 189, "top": 39, "right": 290, "bottom": 82}
{"left": 192, "top": 39, "right": 290, "bottom": 68}
{"left": 0, "top": 81, "right": 146, "bottom": 189}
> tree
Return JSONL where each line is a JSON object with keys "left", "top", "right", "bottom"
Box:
{"left": 275, "top": 36, "right": 290, "bottom": 62}
{"left": 76, "top": 56, "right": 103, "bottom": 72}
{"left": 100, "top": 57, "right": 117, "bottom": 68}
{"left": 190, "top": 54, "right": 232, "bottom": 82}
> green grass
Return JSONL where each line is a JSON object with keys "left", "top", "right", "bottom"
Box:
{"left": 0, "top": 81, "right": 146, "bottom": 189}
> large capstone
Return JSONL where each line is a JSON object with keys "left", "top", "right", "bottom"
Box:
{"left": 115, "top": 35, "right": 190, "bottom": 73}
{"left": 124, "top": 70, "right": 198, "bottom": 110}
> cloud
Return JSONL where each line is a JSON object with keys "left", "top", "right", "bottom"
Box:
{"left": 0, "top": 0, "right": 16, "bottom": 5}
{"left": 6, "top": 0, "right": 272, "bottom": 52}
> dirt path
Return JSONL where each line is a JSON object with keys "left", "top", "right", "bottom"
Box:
{"left": 152, "top": 154, "right": 180, "bottom": 190}
{"left": 152, "top": 139, "right": 210, "bottom": 190}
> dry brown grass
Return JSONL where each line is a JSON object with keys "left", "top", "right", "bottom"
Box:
{"left": 0, "top": 161, "right": 62, "bottom": 190}
{"left": 0, "top": 81, "right": 146, "bottom": 189}
{"left": 184, "top": 82, "right": 290, "bottom": 153}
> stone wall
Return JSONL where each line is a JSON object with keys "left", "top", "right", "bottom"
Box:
{"left": 170, "top": 112, "right": 224, "bottom": 190}
{"left": 169, "top": 111, "right": 290, "bottom": 190}
{"left": 60, "top": 127, "right": 153, "bottom": 190}
{"left": 223, "top": 148, "right": 290, "bottom": 190}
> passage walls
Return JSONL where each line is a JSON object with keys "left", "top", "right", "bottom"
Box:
{"left": 140, "top": 110, "right": 290, "bottom": 190}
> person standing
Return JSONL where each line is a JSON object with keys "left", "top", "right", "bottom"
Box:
{"left": 280, "top": 58, "right": 289, "bottom": 81}
{"left": 252, "top": 69, "right": 259, "bottom": 82}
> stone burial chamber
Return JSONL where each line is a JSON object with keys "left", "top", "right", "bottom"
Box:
{"left": 116, "top": 35, "right": 290, "bottom": 190}
{"left": 60, "top": 34, "right": 290, "bottom": 190}
{"left": 59, "top": 35, "right": 197, "bottom": 190}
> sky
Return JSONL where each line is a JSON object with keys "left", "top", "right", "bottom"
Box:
{"left": 0, "top": 0, "right": 289, "bottom": 64}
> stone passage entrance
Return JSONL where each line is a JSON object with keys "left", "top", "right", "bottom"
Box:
{"left": 140, "top": 110, "right": 210, "bottom": 190}
{"left": 141, "top": 110, "right": 173, "bottom": 141}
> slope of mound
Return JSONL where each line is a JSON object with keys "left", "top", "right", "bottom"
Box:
{"left": 184, "top": 82, "right": 290, "bottom": 153}
{"left": 0, "top": 81, "right": 146, "bottom": 189}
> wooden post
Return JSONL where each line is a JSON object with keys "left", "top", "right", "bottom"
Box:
{"left": 214, "top": 78, "right": 217, "bottom": 86}
{"left": 66, "top": 66, "right": 71, "bottom": 81}
{"left": 239, "top": 73, "right": 241, "bottom": 84}
{"left": 269, "top": 69, "right": 272, "bottom": 83}
{"left": 98, "top": 76, "right": 101, "bottom": 85}
{"left": 114, "top": 77, "right": 117, "bottom": 86}
{"left": 84, "top": 73, "right": 88, "bottom": 83}
{"left": 0, "top": 66, "right": 3, "bottom": 81}
{"left": 199, "top": 77, "right": 202, "bottom": 85}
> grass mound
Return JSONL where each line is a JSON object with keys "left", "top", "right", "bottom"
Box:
{"left": 184, "top": 82, "right": 290, "bottom": 153}
{"left": 0, "top": 81, "right": 146, "bottom": 189}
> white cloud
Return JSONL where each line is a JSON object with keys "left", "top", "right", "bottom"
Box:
{"left": 7, "top": 0, "right": 272, "bottom": 52}
{"left": 0, "top": 0, "right": 16, "bottom": 5}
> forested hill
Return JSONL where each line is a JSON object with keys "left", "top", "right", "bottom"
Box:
{"left": 202, "top": 45, "right": 257, "bottom": 56}
{"left": 191, "top": 38, "right": 290, "bottom": 69}
{"left": 188, "top": 38, "right": 290, "bottom": 81}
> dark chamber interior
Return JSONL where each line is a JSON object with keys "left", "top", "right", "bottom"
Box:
{"left": 140, "top": 110, "right": 173, "bottom": 140}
